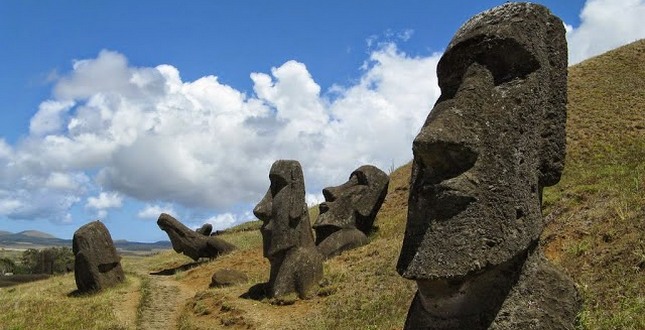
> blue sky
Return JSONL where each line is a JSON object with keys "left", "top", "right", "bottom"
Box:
{"left": 0, "top": 0, "right": 643, "bottom": 242}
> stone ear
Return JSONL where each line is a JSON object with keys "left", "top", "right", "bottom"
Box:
{"left": 355, "top": 168, "right": 389, "bottom": 218}
{"left": 538, "top": 13, "right": 568, "bottom": 188}
{"left": 355, "top": 189, "right": 381, "bottom": 218}
{"left": 288, "top": 165, "right": 306, "bottom": 222}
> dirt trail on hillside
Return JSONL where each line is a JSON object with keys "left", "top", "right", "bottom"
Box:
{"left": 138, "top": 275, "right": 194, "bottom": 330}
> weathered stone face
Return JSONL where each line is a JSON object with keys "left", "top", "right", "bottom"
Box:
{"left": 314, "top": 165, "right": 389, "bottom": 238}
{"left": 254, "top": 160, "right": 322, "bottom": 299}
{"left": 313, "top": 165, "right": 389, "bottom": 258}
{"left": 397, "top": 2, "right": 567, "bottom": 280}
{"left": 396, "top": 3, "right": 579, "bottom": 328}
{"left": 253, "top": 160, "right": 313, "bottom": 258}
{"left": 157, "top": 213, "right": 236, "bottom": 261}
{"left": 73, "top": 220, "right": 125, "bottom": 293}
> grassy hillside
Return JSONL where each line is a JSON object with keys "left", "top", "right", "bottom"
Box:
{"left": 541, "top": 39, "right": 645, "bottom": 329}
{"left": 0, "top": 40, "right": 642, "bottom": 329}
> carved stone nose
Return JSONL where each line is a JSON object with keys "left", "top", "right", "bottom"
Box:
{"left": 253, "top": 192, "right": 272, "bottom": 221}
{"left": 322, "top": 187, "right": 339, "bottom": 202}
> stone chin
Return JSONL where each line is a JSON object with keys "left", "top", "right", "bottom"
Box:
{"left": 413, "top": 248, "right": 525, "bottom": 319}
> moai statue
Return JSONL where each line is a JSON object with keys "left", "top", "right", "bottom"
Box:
{"left": 73, "top": 221, "right": 125, "bottom": 293}
{"left": 396, "top": 3, "right": 581, "bottom": 329}
{"left": 196, "top": 223, "right": 213, "bottom": 236}
{"left": 313, "top": 165, "right": 389, "bottom": 258}
{"left": 157, "top": 213, "right": 236, "bottom": 261}
{"left": 254, "top": 160, "right": 323, "bottom": 299}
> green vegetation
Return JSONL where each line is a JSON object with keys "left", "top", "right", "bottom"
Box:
{"left": 19, "top": 247, "right": 74, "bottom": 275}
{"left": 0, "top": 273, "right": 135, "bottom": 330}
{"left": 541, "top": 39, "right": 645, "bottom": 329}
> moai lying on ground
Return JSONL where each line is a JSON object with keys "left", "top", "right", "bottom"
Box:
{"left": 254, "top": 160, "right": 323, "bottom": 299}
{"left": 396, "top": 3, "right": 581, "bottom": 329}
{"left": 73, "top": 220, "right": 125, "bottom": 293}
{"left": 313, "top": 165, "right": 389, "bottom": 258}
{"left": 157, "top": 213, "right": 236, "bottom": 261}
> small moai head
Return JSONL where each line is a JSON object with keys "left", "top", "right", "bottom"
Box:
{"left": 397, "top": 2, "right": 567, "bottom": 283}
{"left": 254, "top": 160, "right": 312, "bottom": 259}
{"left": 313, "top": 165, "right": 389, "bottom": 243}
{"left": 196, "top": 223, "right": 213, "bottom": 236}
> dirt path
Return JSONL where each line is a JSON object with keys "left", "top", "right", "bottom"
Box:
{"left": 137, "top": 275, "right": 193, "bottom": 330}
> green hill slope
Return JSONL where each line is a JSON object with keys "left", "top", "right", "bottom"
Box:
{"left": 541, "top": 39, "right": 645, "bottom": 329}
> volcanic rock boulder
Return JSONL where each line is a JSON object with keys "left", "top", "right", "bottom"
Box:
{"left": 313, "top": 165, "right": 389, "bottom": 258}
{"left": 210, "top": 268, "right": 248, "bottom": 288}
{"left": 157, "top": 213, "right": 236, "bottom": 261}
{"left": 396, "top": 3, "right": 580, "bottom": 329}
{"left": 254, "top": 160, "right": 323, "bottom": 299}
{"left": 73, "top": 221, "right": 125, "bottom": 293}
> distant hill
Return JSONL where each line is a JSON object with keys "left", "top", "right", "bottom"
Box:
{"left": 16, "top": 230, "right": 56, "bottom": 239}
{"left": 0, "top": 230, "right": 171, "bottom": 252}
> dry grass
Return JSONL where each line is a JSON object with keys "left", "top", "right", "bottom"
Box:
{"left": 541, "top": 39, "right": 645, "bottom": 329}
{"left": 0, "top": 272, "right": 139, "bottom": 330}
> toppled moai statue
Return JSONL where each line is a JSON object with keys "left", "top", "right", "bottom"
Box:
{"left": 196, "top": 223, "right": 213, "bottom": 236}
{"left": 396, "top": 3, "right": 580, "bottom": 329}
{"left": 313, "top": 165, "right": 389, "bottom": 258}
{"left": 73, "top": 221, "right": 125, "bottom": 293}
{"left": 157, "top": 213, "right": 236, "bottom": 261}
{"left": 254, "top": 160, "right": 323, "bottom": 299}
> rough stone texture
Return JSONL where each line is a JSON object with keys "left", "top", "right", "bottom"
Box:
{"left": 396, "top": 3, "right": 580, "bottom": 328}
{"left": 196, "top": 223, "right": 213, "bottom": 236}
{"left": 157, "top": 213, "right": 236, "bottom": 261}
{"left": 73, "top": 220, "right": 125, "bottom": 292}
{"left": 210, "top": 268, "right": 249, "bottom": 288}
{"left": 254, "top": 160, "right": 323, "bottom": 299}
{"left": 313, "top": 165, "right": 389, "bottom": 258}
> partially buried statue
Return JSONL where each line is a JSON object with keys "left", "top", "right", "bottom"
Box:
{"left": 157, "top": 213, "right": 236, "bottom": 261}
{"left": 396, "top": 3, "right": 581, "bottom": 329}
{"left": 73, "top": 220, "right": 125, "bottom": 293}
{"left": 254, "top": 160, "right": 323, "bottom": 299}
{"left": 313, "top": 165, "right": 389, "bottom": 258}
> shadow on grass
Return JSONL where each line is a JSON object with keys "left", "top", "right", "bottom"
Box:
{"left": 0, "top": 274, "right": 50, "bottom": 288}
{"left": 149, "top": 261, "right": 202, "bottom": 276}
{"left": 67, "top": 288, "right": 95, "bottom": 297}
{"left": 239, "top": 282, "right": 268, "bottom": 300}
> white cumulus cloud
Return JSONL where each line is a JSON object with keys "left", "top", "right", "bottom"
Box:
{"left": 138, "top": 204, "right": 177, "bottom": 220}
{"left": 1, "top": 0, "right": 641, "bottom": 228}
{"left": 566, "top": 0, "right": 645, "bottom": 64}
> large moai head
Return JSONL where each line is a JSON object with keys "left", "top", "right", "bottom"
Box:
{"left": 314, "top": 165, "right": 389, "bottom": 243}
{"left": 254, "top": 160, "right": 313, "bottom": 259}
{"left": 397, "top": 1, "right": 567, "bottom": 290}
